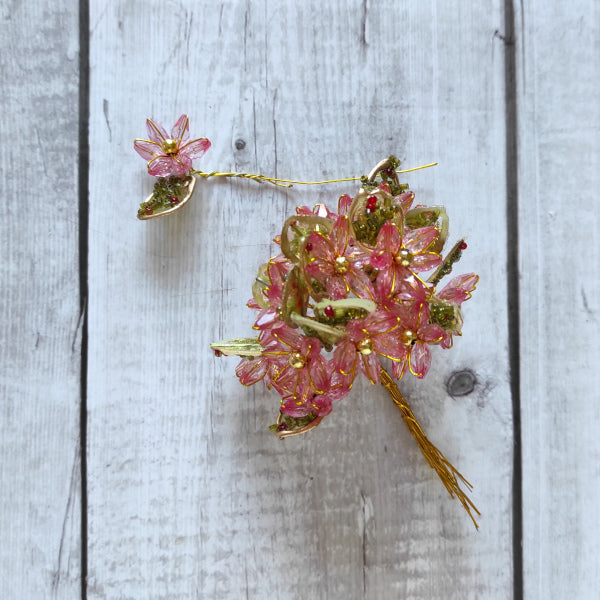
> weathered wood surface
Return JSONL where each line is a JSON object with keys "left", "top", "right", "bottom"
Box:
{"left": 87, "top": 1, "right": 512, "bottom": 599}
{"left": 516, "top": 2, "right": 600, "bottom": 599}
{"left": 2, "top": 0, "right": 598, "bottom": 599}
{"left": 0, "top": 1, "right": 82, "bottom": 598}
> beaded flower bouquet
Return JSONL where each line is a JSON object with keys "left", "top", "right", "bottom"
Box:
{"left": 212, "top": 157, "right": 480, "bottom": 525}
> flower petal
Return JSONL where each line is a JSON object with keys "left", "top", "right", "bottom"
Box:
{"left": 369, "top": 250, "right": 392, "bottom": 271}
{"left": 272, "top": 326, "right": 303, "bottom": 350}
{"left": 333, "top": 339, "right": 357, "bottom": 375}
{"left": 180, "top": 137, "right": 211, "bottom": 160}
{"left": 329, "top": 215, "right": 349, "bottom": 256}
{"left": 376, "top": 222, "right": 402, "bottom": 253}
{"left": 305, "top": 259, "right": 335, "bottom": 284}
{"left": 308, "top": 354, "right": 331, "bottom": 393}
{"left": 409, "top": 343, "right": 431, "bottom": 378}
{"left": 411, "top": 252, "right": 442, "bottom": 272}
{"left": 418, "top": 324, "right": 445, "bottom": 344}
{"left": 391, "top": 355, "right": 408, "bottom": 380}
{"left": 364, "top": 310, "right": 399, "bottom": 335}
{"left": 281, "top": 397, "right": 311, "bottom": 417}
{"left": 307, "top": 231, "right": 335, "bottom": 262}
{"left": 312, "top": 395, "right": 333, "bottom": 416}
{"left": 438, "top": 273, "right": 479, "bottom": 304}
{"left": 373, "top": 332, "right": 407, "bottom": 361}
{"left": 396, "top": 191, "right": 415, "bottom": 213}
{"left": 171, "top": 114, "right": 190, "bottom": 144}
{"left": 134, "top": 139, "right": 162, "bottom": 160}
{"left": 148, "top": 156, "right": 182, "bottom": 177}
{"left": 235, "top": 357, "right": 267, "bottom": 386}
{"left": 146, "top": 118, "right": 168, "bottom": 144}
{"left": 360, "top": 352, "right": 381, "bottom": 384}
{"left": 254, "top": 307, "right": 281, "bottom": 330}
{"left": 326, "top": 275, "right": 349, "bottom": 300}
{"left": 338, "top": 194, "right": 353, "bottom": 215}
{"left": 347, "top": 269, "right": 375, "bottom": 300}
{"left": 404, "top": 226, "right": 439, "bottom": 253}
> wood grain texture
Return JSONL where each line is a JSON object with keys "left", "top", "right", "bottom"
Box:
{"left": 516, "top": 2, "right": 600, "bottom": 598}
{"left": 0, "top": 1, "right": 81, "bottom": 598}
{"left": 86, "top": 1, "right": 513, "bottom": 598}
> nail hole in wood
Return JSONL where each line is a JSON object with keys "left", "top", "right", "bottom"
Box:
{"left": 235, "top": 138, "right": 246, "bottom": 150}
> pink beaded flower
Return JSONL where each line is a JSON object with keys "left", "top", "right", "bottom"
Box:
{"left": 211, "top": 157, "right": 478, "bottom": 436}
{"left": 134, "top": 115, "right": 211, "bottom": 177}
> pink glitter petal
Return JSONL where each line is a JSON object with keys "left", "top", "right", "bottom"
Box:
{"left": 419, "top": 324, "right": 446, "bottom": 344}
{"left": 409, "top": 343, "right": 431, "bottom": 378}
{"left": 326, "top": 276, "right": 349, "bottom": 300}
{"left": 146, "top": 118, "right": 168, "bottom": 144}
{"left": 171, "top": 114, "right": 190, "bottom": 144}
{"left": 338, "top": 194, "right": 353, "bottom": 215}
{"left": 134, "top": 139, "right": 162, "bottom": 160}
{"left": 376, "top": 222, "right": 402, "bottom": 253}
{"left": 404, "top": 226, "right": 439, "bottom": 253}
{"left": 148, "top": 156, "right": 179, "bottom": 177}
{"left": 391, "top": 355, "right": 408, "bottom": 380}
{"left": 308, "top": 231, "right": 335, "bottom": 262}
{"left": 411, "top": 252, "right": 442, "bottom": 272}
{"left": 329, "top": 215, "right": 349, "bottom": 256}
{"left": 308, "top": 354, "right": 330, "bottom": 393}
{"left": 396, "top": 191, "right": 415, "bottom": 213}
{"left": 333, "top": 340, "right": 357, "bottom": 375}
{"left": 180, "top": 138, "right": 211, "bottom": 160}
{"left": 235, "top": 357, "right": 267, "bottom": 386}
{"left": 438, "top": 273, "right": 479, "bottom": 304}
{"left": 360, "top": 352, "right": 381, "bottom": 384}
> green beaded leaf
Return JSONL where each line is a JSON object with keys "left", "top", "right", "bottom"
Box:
{"left": 428, "top": 238, "right": 466, "bottom": 286}
{"left": 429, "top": 300, "right": 464, "bottom": 333}
{"left": 137, "top": 175, "right": 196, "bottom": 219}
{"left": 210, "top": 338, "right": 263, "bottom": 357}
{"left": 269, "top": 411, "right": 319, "bottom": 432}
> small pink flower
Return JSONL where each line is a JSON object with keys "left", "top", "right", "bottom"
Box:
{"left": 134, "top": 115, "right": 211, "bottom": 177}
{"left": 268, "top": 327, "right": 333, "bottom": 417}
{"left": 369, "top": 222, "right": 442, "bottom": 293}
{"left": 235, "top": 330, "right": 288, "bottom": 389}
{"left": 304, "top": 215, "right": 375, "bottom": 300}
{"left": 391, "top": 302, "right": 446, "bottom": 379}
{"left": 435, "top": 272, "right": 479, "bottom": 348}
{"left": 333, "top": 310, "right": 405, "bottom": 385}
{"left": 375, "top": 269, "right": 431, "bottom": 314}
{"left": 437, "top": 273, "right": 479, "bottom": 306}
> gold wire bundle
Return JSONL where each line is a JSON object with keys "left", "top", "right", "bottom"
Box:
{"left": 379, "top": 367, "right": 480, "bottom": 528}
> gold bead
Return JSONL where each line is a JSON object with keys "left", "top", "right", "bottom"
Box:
{"left": 356, "top": 338, "right": 374, "bottom": 355}
{"left": 161, "top": 138, "right": 179, "bottom": 154}
{"left": 400, "top": 330, "right": 417, "bottom": 346}
{"left": 335, "top": 256, "right": 350, "bottom": 274}
{"left": 395, "top": 248, "right": 413, "bottom": 267}
{"left": 289, "top": 352, "right": 306, "bottom": 368}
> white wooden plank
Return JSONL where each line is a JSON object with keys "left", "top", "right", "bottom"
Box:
{"left": 88, "top": 1, "right": 513, "bottom": 597}
{"left": 516, "top": 2, "right": 600, "bottom": 598}
{"left": 0, "top": 1, "right": 81, "bottom": 598}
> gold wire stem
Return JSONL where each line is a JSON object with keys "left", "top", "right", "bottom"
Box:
{"left": 191, "top": 170, "right": 293, "bottom": 187}
{"left": 192, "top": 162, "right": 437, "bottom": 188}
{"left": 379, "top": 367, "right": 480, "bottom": 528}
